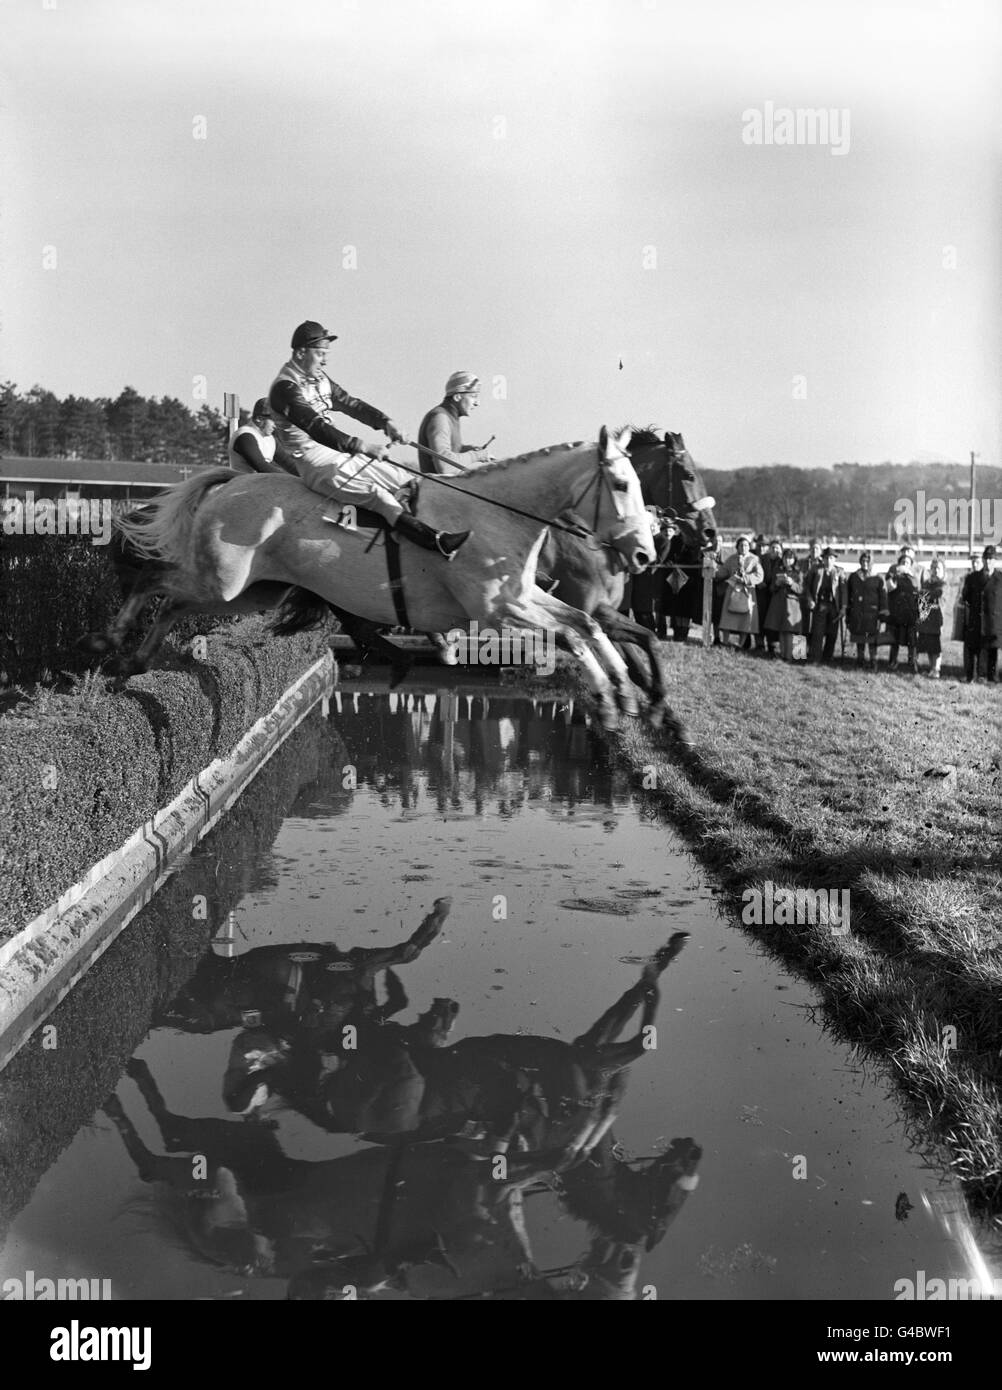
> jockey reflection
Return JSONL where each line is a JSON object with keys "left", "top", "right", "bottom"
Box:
{"left": 269, "top": 320, "right": 471, "bottom": 558}
{"left": 112, "top": 909, "right": 701, "bottom": 1298}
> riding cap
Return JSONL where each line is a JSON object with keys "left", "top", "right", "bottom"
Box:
{"left": 292, "top": 321, "right": 338, "bottom": 349}
{"left": 445, "top": 371, "right": 480, "bottom": 395}
{"left": 984, "top": 545, "right": 998, "bottom": 560}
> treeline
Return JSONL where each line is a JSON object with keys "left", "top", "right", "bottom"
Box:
{"left": 700, "top": 461, "right": 1002, "bottom": 539}
{"left": 0, "top": 383, "right": 230, "bottom": 467}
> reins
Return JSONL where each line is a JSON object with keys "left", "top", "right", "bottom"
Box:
{"left": 384, "top": 442, "right": 620, "bottom": 552}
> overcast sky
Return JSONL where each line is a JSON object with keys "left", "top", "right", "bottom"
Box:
{"left": 2, "top": 0, "right": 999, "bottom": 468}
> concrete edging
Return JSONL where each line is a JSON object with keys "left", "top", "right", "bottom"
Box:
{"left": 0, "top": 649, "right": 337, "bottom": 1071}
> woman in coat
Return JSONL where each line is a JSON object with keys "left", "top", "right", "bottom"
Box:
{"left": 884, "top": 553, "right": 920, "bottom": 673}
{"left": 763, "top": 548, "right": 804, "bottom": 662}
{"left": 846, "top": 550, "right": 886, "bottom": 670}
{"left": 718, "top": 536, "right": 765, "bottom": 650}
{"left": 916, "top": 557, "right": 946, "bottom": 678}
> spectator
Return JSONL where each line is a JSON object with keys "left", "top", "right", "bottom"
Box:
{"left": 884, "top": 552, "right": 920, "bottom": 673}
{"left": 916, "top": 557, "right": 946, "bottom": 678}
{"left": 800, "top": 539, "right": 822, "bottom": 581}
{"left": 757, "top": 537, "right": 783, "bottom": 655}
{"left": 846, "top": 550, "right": 886, "bottom": 670}
{"left": 960, "top": 552, "right": 988, "bottom": 683}
{"left": 763, "top": 548, "right": 805, "bottom": 663}
{"left": 630, "top": 513, "right": 672, "bottom": 634}
{"left": 662, "top": 513, "right": 704, "bottom": 643}
{"left": 981, "top": 545, "right": 1001, "bottom": 683}
{"left": 805, "top": 547, "right": 847, "bottom": 664}
{"left": 718, "top": 535, "right": 764, "bottom": 650}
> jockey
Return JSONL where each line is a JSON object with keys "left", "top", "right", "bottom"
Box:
{"left": 228, "top": 398, "right": 295, "bottom": 475}
{"left": 269, "top": 321, "right": 471, "bottom": 558}
{"left": 417, "top": 370, "right": 494, "bottom": 474}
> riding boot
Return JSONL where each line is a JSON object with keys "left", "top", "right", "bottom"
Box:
{"left": 393, "top": 512, "right": 471, "bottom": 560}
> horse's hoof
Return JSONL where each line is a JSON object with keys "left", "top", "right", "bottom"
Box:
{"left": 647, "top": 703, "right": 666, "bottom": 730}
{"left": 598, "top": 704, "right": 619, "bottom": 731}
{"left": 617, "top": 692, "right": 640, "bottom": 718}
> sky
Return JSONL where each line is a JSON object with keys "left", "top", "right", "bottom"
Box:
{"left": 1, "top": 0, "right": 999, "bottom": 469}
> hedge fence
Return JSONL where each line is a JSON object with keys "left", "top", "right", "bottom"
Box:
{"left": 0, "top": 614, "right": 331, "bottom": 941}
{"left": 0, "top": 531, "right": 251, "bottom": 687}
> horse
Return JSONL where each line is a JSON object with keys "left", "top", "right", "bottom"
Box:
{"left": 532, "top": 429, "right": 717, "bottom": 731}
{"left": 164, "top": 920, "right": 690, "bottom": 1160}
{"left": 95, "top": 427, "right": 655, "bottom": 729}
{"left": 102, "top": 937, "right": 700, "bottom": 1299}
{"left": 103, "top": 1064, "right": 700, "bottom": 1299}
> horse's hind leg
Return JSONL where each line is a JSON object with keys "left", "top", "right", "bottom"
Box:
{"left": 573, "top": 933, "right": 689, "bottom": 1051}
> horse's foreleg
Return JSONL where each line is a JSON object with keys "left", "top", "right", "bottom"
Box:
{"left": 496, "top": 595, "right": 621, "bottom": 729}
{"left": 78, "top": 569, "right": 166, "bottom": 657}
{"left": 110, "top": 599, "right": 193, "bottom": 681}
{"left": 525, "top": 591, "right": 639, "bottom": 719}
{"left": 102, "top": 1094, "right": 172, "bottom": 1184}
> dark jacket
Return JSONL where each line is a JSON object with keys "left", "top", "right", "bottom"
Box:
{"left": 885, "top": 570, "right": 919, "bottom": 627}
{"left": 982, "top": 571, "right": 1002, "bottom": 645}
{"left": 960, "top": 569, "right": 988, "bottom": 643}
{"left": 764, "top": 567, "right": 804, "bottom": 634}
{"left": 846, "top": 571, "right": 886, "bottom": 641}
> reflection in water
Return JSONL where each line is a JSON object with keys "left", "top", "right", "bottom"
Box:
{"left": 112, "top": 899, "right": 700, "bottom": 1300}
{"left": 3, "top": 688, "right": 999, "bottom": 1302}
{"left": 330, "top": 690, "right": 632, "bottom": 818}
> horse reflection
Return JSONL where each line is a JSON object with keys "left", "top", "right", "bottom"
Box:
{"left": 104, "top": 1063, "right": 699, "bottom": 1299}
{"left": 156, "top": 896, "right": 449, "bottom": 1037}
{"left": 107, "top": 937, "right": 700, "bottom": 1298}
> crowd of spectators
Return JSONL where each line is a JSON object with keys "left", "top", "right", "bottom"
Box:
{"left": 626, "top": 521, "right": 1002, "bottom": 683}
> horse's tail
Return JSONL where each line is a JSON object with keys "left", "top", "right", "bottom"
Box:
{"left": 115, "top": 468, "right": 236, "bottom": 569}
{"left": 269, "top": 586, "right": 332, "bottom": 636}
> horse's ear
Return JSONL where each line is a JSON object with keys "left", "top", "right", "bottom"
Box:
{"left": 618, "top": 427, "right": 633, "bottom": 454}
{"left": 598, "top": 425, "right": 609, "bottom": 453}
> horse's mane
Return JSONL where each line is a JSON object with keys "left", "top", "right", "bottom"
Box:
{"left": 465, "top": 441, "right": 591, "bottom": 477}
{"left": 619, "top": 425, "right": 666, "bottom": 451}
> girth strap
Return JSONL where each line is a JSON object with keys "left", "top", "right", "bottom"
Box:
{"left": 385, "top": 530, "right": 410, "bottom": 629}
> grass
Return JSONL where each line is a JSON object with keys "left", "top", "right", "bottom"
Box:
{"left": 506, "top": 639, "right": 1002, "bottom": 1222}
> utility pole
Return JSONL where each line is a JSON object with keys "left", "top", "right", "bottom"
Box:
{"left": 969, "top": 450, "right": 978, "bottom": 557}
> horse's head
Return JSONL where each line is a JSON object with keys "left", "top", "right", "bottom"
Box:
{"left": 556, "top": 1134, "right": 702, "bottom": 1298}
{"left": 626, "top": 428, "right": 718, "bottom": 550}
{"left": 596, "top": 426, "right": 656, "bottom": 574}
{"left": 222, "top": 1027, "right": 290, "bottom": 1115}
{"left": 409, "top": 997, "right": 460, "bottom": 1048}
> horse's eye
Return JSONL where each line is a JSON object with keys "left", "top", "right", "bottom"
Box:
{"left": 612, "top": 481, "right": 630, "bottom": 492}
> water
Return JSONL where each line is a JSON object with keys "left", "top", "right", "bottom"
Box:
{"left": 0, "top": 684, "right": 983, "bottom": 1301}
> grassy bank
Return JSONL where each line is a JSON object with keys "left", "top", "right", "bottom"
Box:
{"left": 511, "top": 642, "right": 1002, "bottom": 1216}
{"left": 0, "top": 617, "right": 331, "bottom": 941}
